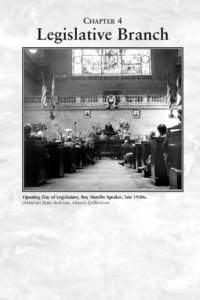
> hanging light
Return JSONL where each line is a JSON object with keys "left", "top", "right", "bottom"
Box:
{"left": 28, "top": 49, "right": 38, "bottom": 54}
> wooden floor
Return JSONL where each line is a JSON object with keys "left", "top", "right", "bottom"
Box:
{"left": 26, "top": 157, "right": 168, "bottom": 192}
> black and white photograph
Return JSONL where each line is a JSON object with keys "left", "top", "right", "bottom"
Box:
{"left": 23, "top": 47, "right": 183, "bottom": 192}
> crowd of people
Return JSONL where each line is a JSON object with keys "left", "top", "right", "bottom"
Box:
{"left": 118, "top": 106, "right": 182, "bottom": 184}
{"left": 24, "top": 105, "right": 182, "bottom": 187}
{"left": 24, "top": 123, "right": 97, "bottom": 175}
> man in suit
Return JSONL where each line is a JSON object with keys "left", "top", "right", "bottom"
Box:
{"left": 104, "top": 122, "right": 115, "bottom": 136}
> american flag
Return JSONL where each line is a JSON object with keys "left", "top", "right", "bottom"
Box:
{"left": 166, "top": 80, "right": 171, "bottom": 103}
{"left": 50, "top": 72, "right": 55, "bottom": 109}
{"left": 176, "top": 76, "right": 182, "bottom": 107}
{"left": 41, "top": 79, "right": 47, "bottom": 109}
{"left": 51, "top": 72, "right": 55, "bottom": 97}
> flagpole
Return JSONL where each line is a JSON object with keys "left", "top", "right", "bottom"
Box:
{"left": 74, "top": 122, "right": 77, "bottom": 137}
{"left": 50, "top": 72, "right": 55, "bottom": 119}
{"left": 41, "top": 71, "right": 47, "bottom": 110}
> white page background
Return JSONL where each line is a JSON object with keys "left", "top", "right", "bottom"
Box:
{"left": 0, "top": 0, "right": 200, "bottom": 299}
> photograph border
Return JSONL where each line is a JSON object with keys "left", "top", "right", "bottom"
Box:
{"left": 22, "top": 47, "right": 184, "bottom": 193}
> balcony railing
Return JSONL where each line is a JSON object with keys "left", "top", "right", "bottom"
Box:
{"left": 24, "top": 94, "right": 169, "bottom": 109}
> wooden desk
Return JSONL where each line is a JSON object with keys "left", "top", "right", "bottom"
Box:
{"left": 167, "top": 127, "right": 182, "bottom": 189}
{"left": 151, "top": 137, "right": 168, "bottom": 185}
{"left": 167, "top": 128, "right": 182, "bottom": 170}
{"left": 64, "top": 146, "right": 76, "bottom": 173}
{"left": 24, "top": 138, "right": 47, "bottom": 187}
{"left": 46, "top": 142, "right": 64, "bottom": 178}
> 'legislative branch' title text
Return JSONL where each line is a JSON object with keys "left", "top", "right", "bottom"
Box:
{"left": 36, "top": 18, "right": 169, "bottom": 44}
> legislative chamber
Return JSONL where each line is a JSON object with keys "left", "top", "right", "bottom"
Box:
{"left": 23, "top": 48, "right": 183, "bottom": 191}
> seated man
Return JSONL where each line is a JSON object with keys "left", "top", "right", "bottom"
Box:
{"left": 81, "top": 139, "right": 95, "bottom": 165}
{"left": 64, "top": 136, "right": 77, "bottom": 172}
{"left": 24, "top": 124, "right": 32, "bottom": 139}
{"left": 157, "top": 123, "right": 167, "bottom": 138}
{"left": 64, "top": 136, "right": 74, "bottom": 147}
{"left": 104, "top": 122, "right": 115, "bottom": 136}
{"left": 119, "top": 138, "right": 135, "bottom": 166}
{"left": 162, "top": 107, "right": 182, "bottom": 170}
{"left": 138, "top": 124, "right": 167, "bottom": 172}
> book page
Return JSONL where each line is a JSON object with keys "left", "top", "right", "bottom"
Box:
{"left": 0, "top": 1, "right": 200, "bottom": 299}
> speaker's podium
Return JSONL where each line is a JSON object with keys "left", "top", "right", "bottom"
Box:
{"left": 94, "top": 137, "right": 123, "bottom": 157}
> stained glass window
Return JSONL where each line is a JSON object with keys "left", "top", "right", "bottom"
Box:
{"left": 72, "top": 49, "right": 151, "bottom": 76}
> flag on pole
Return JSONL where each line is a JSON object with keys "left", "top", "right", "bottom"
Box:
{"left": 49, "top": 72, "right": 55, "bottom": 119}
{"left": 176, "top": 76, "right": 182, "bottom": 107}
{"left": 51, "top": 72, "right": 55, "bottom": 96}
{"left": 166, "top": 80, "right": 175, "bottom": 117}
{"left": 166, "top": 80, "right": 171, "bottom": 103}
{"left": 50, "top": 72, "right": 56, "bottom": 108}
{"left": 41, "top": 77, "right": 47, "bottom": 109}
